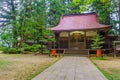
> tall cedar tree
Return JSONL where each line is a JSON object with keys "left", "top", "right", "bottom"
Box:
{"left": 0, "top": 0, "right": 19, "bottom": 47}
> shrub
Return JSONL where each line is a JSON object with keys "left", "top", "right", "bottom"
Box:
{"left": 22, "top": 43, "right": 48, "bottom": 54}
{"left": 32, "top": 44, "right": 41, "bottom": 52}
{"left": 2, "top": 48, "right": 22, "bottom": 54}
{"left": 22, "top": 43, "right": 29, "bottom": 47}
{"left": 23, "top": 44, "right": 42, "bottom": 52}
{"left": 43, "top": 49, "right": 50, "bottom": 55}
{"left": 24, "top": 46, "right": 33, "bottom": 52}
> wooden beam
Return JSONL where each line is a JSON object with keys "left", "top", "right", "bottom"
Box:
{"left": 58, "top": 37, "right": 60, "bottom": 48}
{"left": 68, "top": 32, "right": 70, "bottom": 49}
{"left": 84, "top": 31, "right": 86, "bottom": 48}
{"left": 58, "top": 33, "right": 60, "bottom": 49}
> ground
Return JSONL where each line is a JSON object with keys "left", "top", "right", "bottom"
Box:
{"left": 0, "top": 53, "right": 59, "bottom": 80}
{"left": 1, "top": 53, "right": 120, "bottom": 80}
{"left": 91, "top": 57, "right": 120, "bottom": 80}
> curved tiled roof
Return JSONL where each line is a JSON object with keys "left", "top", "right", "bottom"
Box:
{"left": 51, "top": 12, "right": 111, "bottom": 32}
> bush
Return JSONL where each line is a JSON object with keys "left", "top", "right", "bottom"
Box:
{"left": 43, "top": 49, "right": 50, "bottom": 55}
{"left": 23, "top": 44, "right": 42, "bottom": 52}
{"left": 24, "top": 46, "right": 33, "bottom": 52}
{"left": 22, "top": 43, "right": 48, "bottom": 54}
{"left": 2, "top": 47, "right": 22, "bottom": 54}
{"left": 32, "top": 44, "right": 41, "bottom": 52}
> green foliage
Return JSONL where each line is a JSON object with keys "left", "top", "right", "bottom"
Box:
{"left": 31, "top": 44, "right": 41, "bottom": 52}
{"left": 42, "top": 50, "right": 50, "bottom": 55}
{"left": 73, "top": 0, "right": 94, "bottom": 12}
{"left": 2, "top": 48, "right": 22, "bottom": 54}
{"left": 0, "top": 0, "right": 20, "bottom": 47}
{"left": 43, "top": 29, "right": 55, "bottom": 42}
{"left": 0, "top": 0, "right": 56, "bottom": 48}
{"left": 23, "top": 43, "right": 43, "bottom": 52}
{"left": 23, "top": 46, "right": 33, "bottom": 52}
{"left": 47, "top": 0, "right": 78, "bottom": 27}
{"left": 91, "top": 32, "right": 104, "bottom": 49}
{"left": 0, "top": 26, "right": 13, "bottom": 47}
{"left": 20, "top": 0, "right": 47, "bottom": 42}
{"left": 90, "top": 0, "right": 112, "bottom": 25}
{"left": 47, "top": 0, "right": 65, "bottom": 27}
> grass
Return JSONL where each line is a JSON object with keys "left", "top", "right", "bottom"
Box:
{"left": 109, "top": 69, "right": 120, "bottom": 80}
{"left": 95, "top": 64, "right": 120, "bottom": 80}
{"left": 0, "top": 60, "right": 13, "bottom": 70}
{"left": 0, "top": 53, "right": 60, "bottom": 80}
{"left": 93, "top": 63, "right": 113, "bottom": 80}
{"left": 91, "top": 57, "right": 120, "bottom": 80}
{"left": 27, "top": 58, "right": 60, "bottom": 80}
{"left": 0, "top": 53, "right": 22, "bottom": 57}
{"left": 94, "top": 56, "right": 108, "bottom": 60}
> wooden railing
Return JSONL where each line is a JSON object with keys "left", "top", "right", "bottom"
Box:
{"left": 51, "top": 49, "right": 65, "bottom": 56}
{"left": 51, "top": 48, "right": 112, "bottom": 57}
{"left": 88, "top": 49, "right": 112, "bottom": 57}
{"left": 113, "top": 41, "right": 120, "bottom": 57}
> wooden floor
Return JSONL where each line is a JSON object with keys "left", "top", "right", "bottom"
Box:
{"left": 32, "top": 56, "right": 108, "bottom": 80}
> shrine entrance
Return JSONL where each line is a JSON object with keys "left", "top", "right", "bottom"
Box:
{"left": 58, "top": 31, "right": 97, "bottom": 49}
{"left": 70, "top": 31, "right": 85, "bottom": 49}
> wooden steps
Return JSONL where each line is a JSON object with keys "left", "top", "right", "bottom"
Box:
{"left": 64, "top": 49, "right": 89, "bottom": 56}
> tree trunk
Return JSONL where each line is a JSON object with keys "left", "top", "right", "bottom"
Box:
{"left": 11, "top": 0, "right": 18, "bottom": 47}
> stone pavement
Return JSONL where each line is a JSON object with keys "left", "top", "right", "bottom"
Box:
{"left": 32, "top": 56, "right": 108, "bottom": 80}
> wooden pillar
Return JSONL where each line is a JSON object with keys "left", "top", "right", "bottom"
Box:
{"left": 84, "top": 31, "right": 86, "bottom": 49}
{"left": 68, "top": 32, "right": 70, "bottom": 49}
{"left": 58, "top": 37, "right": 60, "bottom": 48}
{"left": 57, "top": 33, "right": 60, "bottom": 49}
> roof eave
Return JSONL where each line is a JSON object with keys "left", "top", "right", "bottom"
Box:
{"left": 51, "top": 26, "right": 112, "bottom": 33}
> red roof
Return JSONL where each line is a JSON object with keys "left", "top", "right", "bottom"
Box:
{"left": 51, "top": 13, "right": 111, "bottom": 31}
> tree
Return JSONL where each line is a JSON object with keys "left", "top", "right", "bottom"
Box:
{"left": 109, "top": 0, "right": 120, "bottom": 35}
{"left": 118, "top": 0, "right": 120, "bottom": 35}
{"left": 47, "top": 0, "right": 79, "bottom": 27}
{"left": 73, "top": 0, "right": 119, "bottom": 35}
{"left": 0, "top": 0, "right": 20, "bottom": 47}
{"left": 0, "top": 26, "right": 13, "bottom": 47}
{"left": 73, "top": 0, "right": 111, "bottom": 24}
{"left": 47, "top": 0, "right": 65, "bottom": 27}
{"left": 91, "top": 32, "right": 104, "bottom": 49}
{"left": 0, "top": 0, "right": 53, "bottom": 48}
